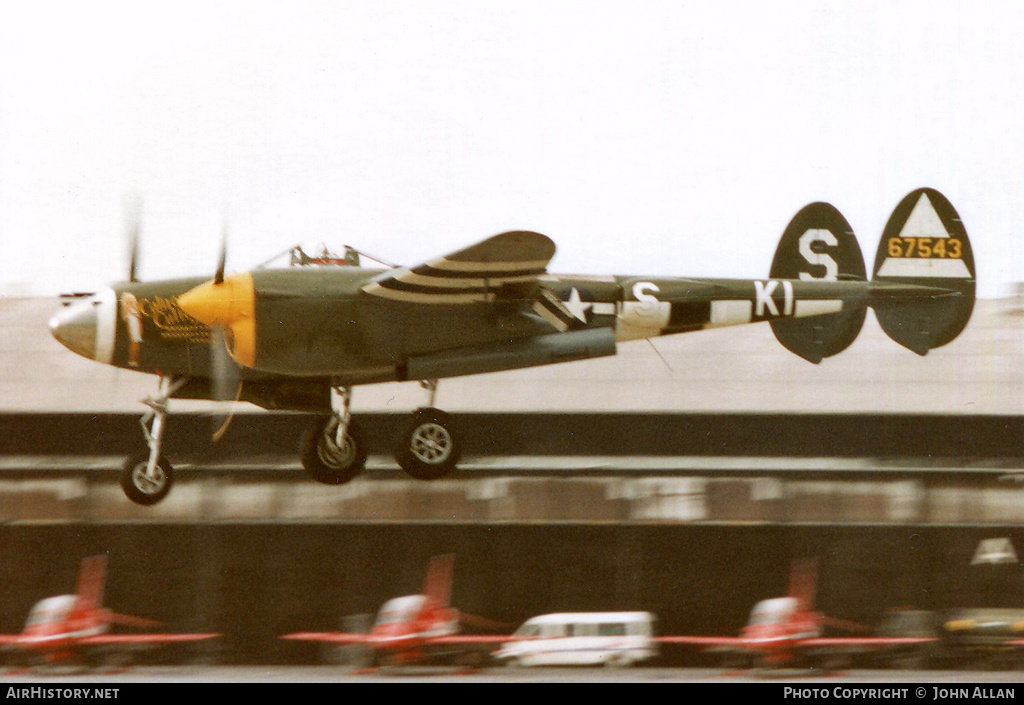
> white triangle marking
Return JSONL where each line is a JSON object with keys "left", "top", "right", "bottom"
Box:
{"left": 898, "top": 193, "right": 950, "bottom": 240}
{"left": 877, "top": 192, "right": 972, "bottom": 278}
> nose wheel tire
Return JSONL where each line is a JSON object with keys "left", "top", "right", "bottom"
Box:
{"left": 395, "top": 408, "right": 461, "bottom": 480}
{"left": 120, "top": 453, "right": 174, "bottom": 506}
{"left": 300, "top": 415, "right": 367, "bottom": 485}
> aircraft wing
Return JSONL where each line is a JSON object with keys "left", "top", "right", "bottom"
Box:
{"left": 656, "top": 636, "right": 746, "bottom": 647}
{"left": 656, "top": 635, "right": 937, "bottom": 650}
{"left": 280, "top": 632, "right": 372, "bottom": 644}
{"left": 0, "top": 635, "right": 23, "bottom": 645}
{"left": 420, "top": 635, "right": 511, "bottom": 645}
{"left": 280, "top": 633, "right": 510, "bottom": 645}
{"left": 79, "top": 633, "right": 220, "bottom": 645}
{"left": 799, "top": 637, "right": 938, "bottom": 647}
{"left": 361, "top": 231, "right": 555, "bottom": 304}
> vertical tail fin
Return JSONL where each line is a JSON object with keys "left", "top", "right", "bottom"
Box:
{"left": 421, "top": 554, "right": 455, "bottom": 607}
{"left": 769, "top": 202, "right": 868, "bottom": 362}
{"left": 787, "top": 558, "right": 818, "bottom": 611}
{"left": 871, "top": 187, "right": 976, "bottom": 354}
{"left": 768, "top": 189, "right": 976, "bottom": 361}
{"left": 75, "top": 554, "right": 107, "bottom": 609}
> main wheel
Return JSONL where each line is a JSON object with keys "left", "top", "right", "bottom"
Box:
{"left": 300, "top": 416, "right": 367, "bottom": 485}
{"left": 120, "top": 453, "right": 174, "bottom": 506}
{"left": 395, "top": 408, "right": 461, "bottom": 480}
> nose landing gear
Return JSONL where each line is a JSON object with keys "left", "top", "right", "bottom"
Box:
{"left": 120, "top": 376, "right": 186, "bottom": 506}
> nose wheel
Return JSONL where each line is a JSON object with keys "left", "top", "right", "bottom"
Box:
{"left": 120, "top": 453, "right": 173, "bottom": 506}
{"left": 120, "top": 375, "right": 186, "bottom": 506}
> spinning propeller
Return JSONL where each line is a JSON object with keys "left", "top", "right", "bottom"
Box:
{"left": 207, "top": 217, "right": 242, "bottom": 441}
{"left": 120, "top": 198, "right": 242, "bottom": 440}
{"left": 124, "top": 194, "right": 143, "bottom": 284}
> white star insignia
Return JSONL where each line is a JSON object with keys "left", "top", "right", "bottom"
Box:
{"left": 564, "top": 288, "right": 591, "bottom": 323}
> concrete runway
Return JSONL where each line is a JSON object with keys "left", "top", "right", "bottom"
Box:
{"left": 4, "top": 666, "right": 1024, "bottom": 683}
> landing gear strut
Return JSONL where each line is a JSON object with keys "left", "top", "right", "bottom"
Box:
{"left": 394, "top": 380, "right": 461, "bottom": 480}
{"left": 120, "top": 375, "right": 186, "bottom": 506}
{"left": 300, "top": 385, "right": 367, "bottom": 484}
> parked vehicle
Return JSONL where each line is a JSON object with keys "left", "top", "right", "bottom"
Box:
{"left": 494, "top": 612, "right": 657, "bottom": 667}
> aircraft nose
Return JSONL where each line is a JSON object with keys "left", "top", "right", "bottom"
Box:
{"left": 49, "top": 300, "right": 99, "bottom": 359}
{"left": 48, "top": 289, "right": 117, "bottom": 364}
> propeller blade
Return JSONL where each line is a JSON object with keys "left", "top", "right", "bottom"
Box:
{"left": 214, "top": 212, "right": 228, "bottom": 285}
{"left": 209, "top": 323, "right": 241, "bottom": 442}
{"left": 123, "top": 195, "right": 143, "bottom": 283}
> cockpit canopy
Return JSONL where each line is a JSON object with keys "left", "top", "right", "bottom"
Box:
{"left": 375, "top": 595, "right": 428, "bottom": 627}
{"left": 748, "top": 597, "right": 799, "bottom": 627}
{"left": 24, "top": 595, "right": 76, "bottom": 629}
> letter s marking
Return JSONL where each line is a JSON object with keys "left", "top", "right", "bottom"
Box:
{"left": 798, "top": 229, "right": 839, "bottom": 281}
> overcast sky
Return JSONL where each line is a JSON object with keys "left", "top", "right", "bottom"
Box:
{"left": 1, "top": 1, "right": 1021, "bottom": 298}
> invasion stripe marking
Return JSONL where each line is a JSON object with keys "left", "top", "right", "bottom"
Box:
{"left": 668, "top": 300, "right": 712, "bottom": 329}
{"left": 794, "top": 299, "right": 843, "bottom": 317}
{"left": 539, "top": 274, "right": 617, "bottom": 283}
{"left": 534, "top": 289, "right": 586, "bottom": 331}
{"left": 362, "top": 282, "right": 494, "bottom": 304}
{"left": 394, "top": 271, "right": 540, "bottom": 289}
{"left": 372, "top": 279, "right": 494, "bottom": 296}
{"left": 533, "top": 300, "right": 570, "bottom": 332}
{"left": 708, "top": 300, "right": 752, "bottom": 327}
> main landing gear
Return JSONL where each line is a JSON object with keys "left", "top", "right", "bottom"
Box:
{"left": 395, "top": 381, "right": 461, "bottom": 480}
{"left": 299, "top": 386, "right": 367, "bottom": 484}
{"left": 299, "top": 379, "right": 462, "bottom": 486}
{"left": 121, "top": 375, "right": 186, "bottom": 506}
{"left": 118, "top": 376, "right": 463, "bottom": 506}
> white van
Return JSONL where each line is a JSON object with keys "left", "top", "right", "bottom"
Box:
{"left": 494, "top": 612, "right": 657, "bottom": 667}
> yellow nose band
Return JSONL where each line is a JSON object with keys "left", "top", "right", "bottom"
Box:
{"left": 176, "top": 273, "right": 256, "bottom": 367}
